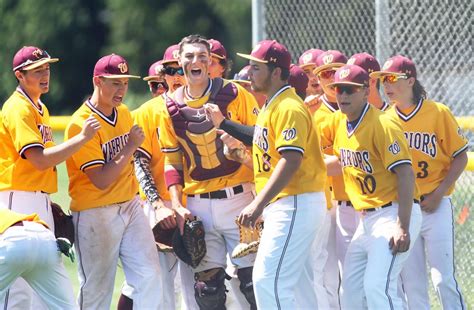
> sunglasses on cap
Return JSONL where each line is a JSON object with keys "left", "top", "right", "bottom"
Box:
{"left": 318, "top": 70, "right": 336, "bottom": 79}
{"left": 381, "top": 75, "right": 408, "bottom": 84}
{"left": 334, "top": 85, "right": 363, "bottom": 95}
{"left": 163, "top": 66, "right": 184, "bottom": 76}
{"left": 149, "top": 81, "right": 168, "bottom": 92}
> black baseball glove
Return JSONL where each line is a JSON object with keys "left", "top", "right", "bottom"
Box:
{"left": 152, "top": 224, "right": 175, "bottom": 253}
{"left": 172, "top": 218, "right": 206, "bottom": 268}
{"left": 51, "top": 202, "right": 75, "bottom": 245}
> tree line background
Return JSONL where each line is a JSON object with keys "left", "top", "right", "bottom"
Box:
{"left": 0, "top": 0, "right": 252, "bottom": 114}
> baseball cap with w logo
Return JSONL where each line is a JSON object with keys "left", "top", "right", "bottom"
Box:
{"left": 237, "top": 40, "right": 291, "bottom": 70}
{"left": 12, "top": 46, "right": 59, "bottom": 71}
{"left": 93, "top": 54, "right": 140, "bottom": 79}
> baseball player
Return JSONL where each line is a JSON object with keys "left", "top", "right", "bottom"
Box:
{"left": 208, "top": 39, "right": 231, "bottom": 79}
{"left": 0, "top": 46, "right": 99, "bottom": 310}
{"left": 0, "top": 209, "right": 77, "bottom": 310}
{"left": 233, "top": 65, "right": 267, "bottom": 107}
{"left": 158, "top": 34, "right": 259, "bottom": 310}
{"left": 289, "top": 64, "right": 309, "bottom": 100}
{"left": 371, "top": 56, "right": 467, "bottom": 309}
{"left": 143, "top": 59, "right": 168, "bottom": 97}
{"left": 298, "top": 48, "right": 325, "bottom": 112}
{"left": 118, "top": 44, "right": 198, "bottom": 310}
{"left": 236, "top": 39, "right": 327, "bottom": 309}
{"left": 327, "top": 64, "right": 422, "bottom": 309}
{"left": 65, "top": 54, "right": 162, "bottom": 309}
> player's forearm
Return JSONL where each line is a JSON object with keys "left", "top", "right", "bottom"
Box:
{"left": 169, "top": 184, "right": 184, "bottom": 209}
{"left": 133, "top": 151, "right": 161, "bottom": 204}
{"left": 434, "top": 151, "right": 468, "bottom": 195}
{"left": 395, "top": 164, "right": 415, "bottom": 230}
{"left": 219, "top": 119, "right": 255, "bottom": 146}
{"left": 27, "top": 134, "right": 89, "bottom": 170}
{"left": 252, "top": 152, "right": 302, "bottom": 209}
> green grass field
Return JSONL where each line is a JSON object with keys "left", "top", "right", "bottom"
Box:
{"left": 51, "top": 132, "right": 125, "bottom": 308}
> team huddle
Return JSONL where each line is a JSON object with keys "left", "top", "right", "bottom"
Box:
{"left": 0, "top": 33, "right": 468, "bottom": 310}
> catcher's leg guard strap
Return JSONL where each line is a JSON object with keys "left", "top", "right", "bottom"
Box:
{"left": 237, "top": 267, "right": 257, "bottom": 310}
{"left": 194, "top": 268, "right": 227, "bottom": 310}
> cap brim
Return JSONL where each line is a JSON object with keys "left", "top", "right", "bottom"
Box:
{"left": 298, "top": 63, "right": 316, "bottom": 69}
{"left": 161, "top": 60, "right": 179, "bottom": 65}
{"left": 143, "top": 75, "right": 162, "bottom": 81}
{"left": 21, "top": 58, "right": 59, "bottom": 71}
{"left": 236, "top": 53, "right": 268, "bottom": 63}
{"left": 313, "top": 63, "right": 345, "bottom": 75}
{"left": 231, "top": 79, "right": 251, "bottom": 85}
{"left": 369, "top": 71, "right": 406, "bottom": 79}
{"left": 100, "top": 74, "right": 141, "bottom": 79}
{"left": 211, "top": 53, "right": 226, "bottom": 60}
{"left": 327, "top": 81, "right": 366, "bottom": 87}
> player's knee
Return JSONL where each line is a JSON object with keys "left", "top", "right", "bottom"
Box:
{"left": 194, "top": 268, "right": 227, "bottom": 310}
{"left": 237, "top": 267, "right": 257, "bottom": 310}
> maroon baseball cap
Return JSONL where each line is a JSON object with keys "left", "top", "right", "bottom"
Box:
{"left": 93, "top": 54, "right": 140, "bottom": 79}
{"left": 328, "top": 65, "right": 369, "bottom": 88}
{"left": 370, "top": 55, "right": 417, "bottom": 79}
{"left": 162, "top": 44, "right": 180, "bottom": 65}
{"left": 298, "top": 49, "right": 324, "bottom": 68}
{"left": 143, "top": 60, "right": 164, "bottom": 81}
{"left": 208, "top": 39, "right": 227, "bottom": 60}
{"left": 289, "top": 64, "right": 309, "bottom": 99}
{"left": 313, "top": 50, "right": 348, "bottom": 75}
{"left": 237, "top": 40, "right": 291, "bottom": 70}
{"left": 232, "top": 65, "right": 251, "bottom": 85}
{"left": 12, "top": 46, "right": 59, "bottom": 71}
{"left": 347, "top": 53, "right": 380, "bottom": 74}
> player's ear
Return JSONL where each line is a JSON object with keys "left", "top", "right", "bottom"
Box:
{"left": 92, "top": 76, "right": 101, "bottom": 88}
{"left": 407, "top": 77, "right": 416, "bottom": 87}
{"left": 14, "top": 70, "right": 25, "bottom": 82}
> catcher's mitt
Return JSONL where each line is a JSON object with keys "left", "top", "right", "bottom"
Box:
{"left": 231, "top": 220, "right": 263, "bottom": 259}
{"left": 172, "top": 218, "right": 206, "bottom": 268}
{"left": 152, "top": 224, "right": 175, "bottom": 253}
{"left": 51, "top": 202, "right": 75, "bottom": 245}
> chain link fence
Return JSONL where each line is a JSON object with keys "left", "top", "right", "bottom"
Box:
{"left": 258, "top": 0, "right": 473, "bottom": 307}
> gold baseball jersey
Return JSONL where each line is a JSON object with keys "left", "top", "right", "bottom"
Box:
{"left": 0, "top": 88, "right": 57, "bottom": 193}
{"left": 313, "top": 96, "right": 349, "bottom": 202}
{"left": 65, "top": 101, "right": 138, "bottom": 211}
{"left": 333, "top": 104, "right": 417, "bottom": 211}
{"left": 253, "top": 86, "right": 326, "bottom": 201}
{"left": 0, "top": 209, "right": 48, "bottom": 233}
{"left": 159, "top": 80, "right": 259, "bottom": 194}
{"left": 388, "top": 99, "right": 468, "bottom": 195}
{"left": 133, "top": 96, "right": 171, "bottom": 201}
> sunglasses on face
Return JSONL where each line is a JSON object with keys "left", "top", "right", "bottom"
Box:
{"left": 149, "top": 81, "right": 168, "bottom": 92}
{"left": 381, "top": 75, "right": 408, "bottom": 84}
{"left": 318, "top": 70, "right": 336, "bottom": 79}
{"left": 163, "top": 66, "right": 184, "bottom": 76}
{"left": 334, "top": 85, "right": 363, "bottom": 95}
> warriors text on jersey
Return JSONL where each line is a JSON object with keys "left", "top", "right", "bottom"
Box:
{"left": 253, "top": 85, "right": 326, "bottom": 202}
{"left": 0, "top": 88, "right": 57, "bottom": 193}
{"left": 65, "top": 101, "right": 138, "bottom": 211}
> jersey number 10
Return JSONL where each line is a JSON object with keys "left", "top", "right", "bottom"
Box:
{"left": 356, "top": 175, "right": 376, "bottom": 195}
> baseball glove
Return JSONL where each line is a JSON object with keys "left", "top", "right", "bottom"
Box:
{"left": 172, "top": 218, "right": 206, "bottom": 268}
{"left": 152, "top": 224, "right": 175, "bottom": 253}
{"left": 51, "top": 202, "right": 75, "bottom": 245}
{"left": 231, "top": 220, "right": 263, "bottom": 259}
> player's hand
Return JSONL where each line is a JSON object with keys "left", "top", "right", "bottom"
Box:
{"left": 219, "top": 130, "right": 243, "bottom": 150}
{"left": 128, "top": 125, "right": 145, "bottom": 148}
{"left": 389, "top": 225, "right": 410, "bottom": 255}
{"left": 420, "top": 189, "right": 443, "bottom": 213}
{"left": 304, "top": 94, "right": 321, "bottom": 109}
{"left": 174, "top": 206, "right": 193, "bottom": 235}
{"left": 238, "top": 200, "right": 264, "bottom": 228}
{"left": 80, "top": 114, "right": 101, "bottom": 141}
{"left": 204, "top": 103, "right": 225, "bottom": 127}
{"left": 153, "top": 200, "right": 176, "bottom": 230}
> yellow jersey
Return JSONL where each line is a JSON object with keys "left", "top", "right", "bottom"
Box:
{"left": 133, "top": 96, "right": 171, "bottom": 201}
{"left": 0, "top": 209, "right": 48, "bottom": 234}
{"left": 159, "top": 79, "right": 259, "bottom": 194}
{"left": 333, "top": 104, "right": 417, "bottom": 211}
{"left": 388, "top": 99, "right": 468, "bottom": 195}
{"left": 0, "top": 88, "right": 57, "bottom": 193}
{"left": 253, "top": 85, "right": 326, "bottom": 201}
{"left": 65, "top": 101, "right": 138, "bottom": 211}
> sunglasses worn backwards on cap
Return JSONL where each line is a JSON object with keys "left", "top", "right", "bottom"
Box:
{"left": 381, "top": 75, "right": 408, "bottom": 84}
{"left": 334, "top": 85, "right": 363, "bottom": 95}
{"left": 164, "top": 66, "right": 184, "bottom": 76}
{"left": 149, "top": 81, "right": 168, "bottom": 92}
{"left": 318, "top": 70, "right": 336, "bottom": 79}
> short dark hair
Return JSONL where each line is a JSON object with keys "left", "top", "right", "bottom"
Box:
{"left": 413, "top": 79, "right": 427, "bottom": 103}
{"left": 267, "top": 63, "right": 290, "bottom": 81}
{"left": 179, "top": 34, "right": 211, "bottom": 55}
{"left": 217, "top": 57, "right": 233, "bottom": 78}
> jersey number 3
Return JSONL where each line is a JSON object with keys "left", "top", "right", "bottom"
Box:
{"left": 356, "top": 175, "right": 376, "bottom": 195}
{"left": 417, "top": 161, "right": 428, "bottom": 179}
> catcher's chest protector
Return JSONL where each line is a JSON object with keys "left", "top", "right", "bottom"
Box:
{"left": 166, "top": 78, "right": 241, "bottom": 181}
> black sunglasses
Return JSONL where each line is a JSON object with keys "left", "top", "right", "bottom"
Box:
{"left": 164, "top": 66, "right": 184, "bottom": 76}
{"left": 150, "top": 81, "right": 168, "bottom": 92}
{"left": 334, "top": 85, "right": 363, "bottom": 95}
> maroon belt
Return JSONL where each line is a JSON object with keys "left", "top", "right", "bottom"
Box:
{"left": 10, "top": 221, "right": 24, "bottom": 227}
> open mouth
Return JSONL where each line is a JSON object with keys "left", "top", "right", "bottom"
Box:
{"left": 39, "top": 82, "right": 49, "bottom": 88}
{"left": 113, "top": 95, "right": 123, "bottom": 103}
{"left": 173, "top": 82, "right": 183, "bottom": 89}
{"left": 190, "top": 68, "right": 202, "bottom": 76}
{"left": 311, "top": 82, "right": 319, "bottom": 88}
